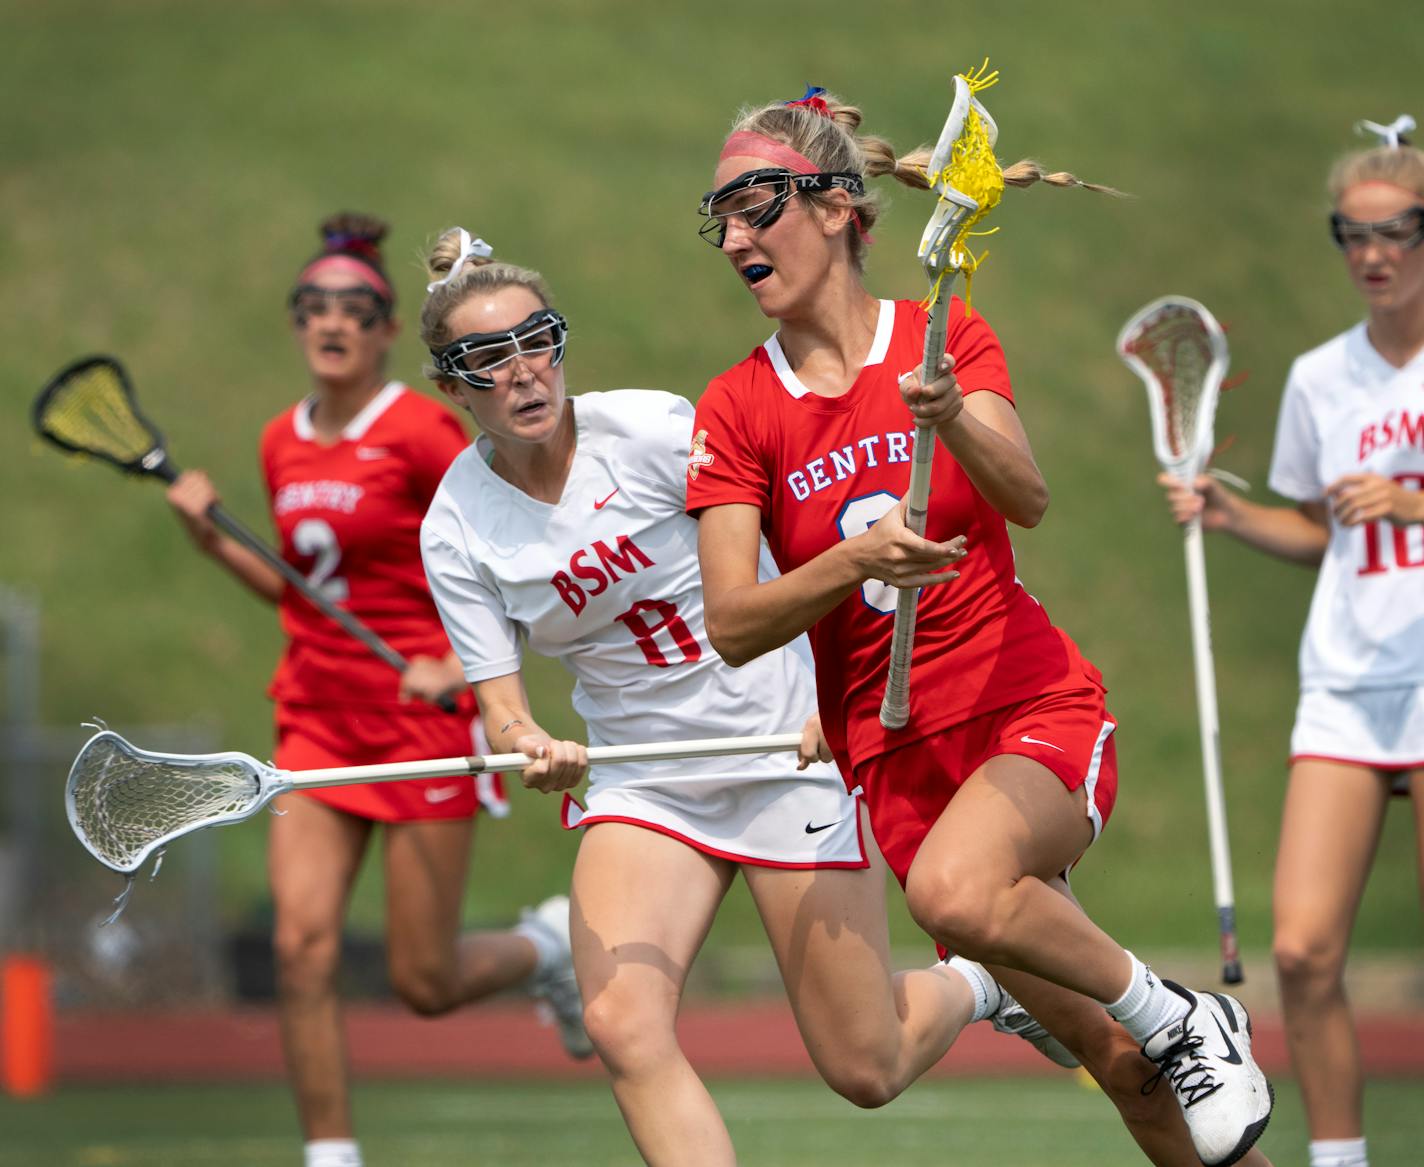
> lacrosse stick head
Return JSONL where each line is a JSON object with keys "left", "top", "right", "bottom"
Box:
{"left": 1116, "top": 296, "right": 1230, "bottom": 482}
{"left": 66, "top": 729, "right": 281, "bottom": 874}
{"left": 918, "top": 66, "right": 1005, "bottom": 294}
{"left": 33, "top": 355, "right": 175, "bottom": 480}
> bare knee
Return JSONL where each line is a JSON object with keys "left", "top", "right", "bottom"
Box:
{"left": 818, "top": 1061, "right": 903, "bottom": 1110}
{"left": 271, "top": 921, "right": 342, "bottom": 997}
{"left": 904, "top": 868, "right": 1003, "bottom": 959}
{"left": 809, "top": 1017, "right": 909, "bottom": 1108}
{"left": 1273, "top": 931, "right": 1347, "bottom": 996}
{"left": 582, "top": 983, "right": 676, "bottom": 1074}
{"left": 388, "top": 958, "right": 460, "bottom": 1017}
{"left": 802, "top": 1016, "right": 908, "bottom": 1108}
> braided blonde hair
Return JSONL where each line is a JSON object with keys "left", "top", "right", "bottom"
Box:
{"left": 728, "top": 91, "right": 1120, "bottom": 271}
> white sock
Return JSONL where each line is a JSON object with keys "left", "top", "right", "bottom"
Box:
{"left": 1101, "top": 952, "right": 1188, "bottom": 1044}
{"left": 942, "top": 955, "right": 1001, "bottom": 1023}
{"left": 305, "top": 1139, "right": 362, "bottom": 1167}
{"left": 1309, "top": 1137, "right": 1368, "bottom": 1167}
{"left": 512, "top": 918, "right": 559, "bottom": 980}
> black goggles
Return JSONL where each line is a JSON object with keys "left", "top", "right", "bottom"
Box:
{"left": 697, "top": 168, "right": 865, "bottom": 248}
{"left": 430, "top": 308, "right": 569, "bottom": 389}
{"left": 1329, "top": 206, "right": 1424, "bottom": 252}
{"left": 288, "top": 284, "right": 392, "bottom": 330}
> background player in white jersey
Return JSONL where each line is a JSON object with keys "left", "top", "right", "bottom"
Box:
{"left": 417, "top": 230, "right": 1076, "bottom": 1167}
{"left": 165, "top": 213, "right": 585, "bottom": 1167}
{"left": 1161, "top": 120, "right": 1424, "bottom": 1167}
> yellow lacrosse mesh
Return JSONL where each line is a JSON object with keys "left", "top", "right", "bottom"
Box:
{"left": 924, "top": 61, "right": 1006, "bottom": 313}
{"left": 39, "top": 363, "right": 158, "bottom": 465}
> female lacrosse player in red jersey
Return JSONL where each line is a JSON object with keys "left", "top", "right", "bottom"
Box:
{"left": 687, "top": 88, "right": 1276, "bottom": 1167}
{"left": 1161, "top": 117, "right": 1424, "bottom": 1167}
{"left": 166, "top": 213, "right": 587, "bottom": 1167}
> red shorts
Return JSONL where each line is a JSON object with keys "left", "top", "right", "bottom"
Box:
{"left": 851, "top": 685, "right": 1118, "bottom": 887}
{"left": 274, "top": 702, "right": 506, "bottom": 822}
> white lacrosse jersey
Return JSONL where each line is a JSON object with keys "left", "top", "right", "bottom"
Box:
{"left": 1268, "top": 323, "right": 1424, "bottom": 691}
{"left": 421, "top": 390, "right": 864, "bottom": 868}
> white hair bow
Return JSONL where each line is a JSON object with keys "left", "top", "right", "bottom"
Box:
{"left": 1355, "top": 115, "right": 1416, "bottom": 149}
{"left": 426, "top": 228, "right": 494, "bottom": 293}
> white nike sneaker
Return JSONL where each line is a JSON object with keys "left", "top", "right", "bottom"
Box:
{"left": 989, "top": 985, "right": 1081, "bottom": 1069}
{"left": 1141, "top": 980, "right": 1273, "bottom": 1166}
{"left": 519, "top": 895, "right": 594, "bottom": 1060}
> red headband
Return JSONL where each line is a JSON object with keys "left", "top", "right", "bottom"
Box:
{"left": 719, "top": 131, "right": 818, "bottom": 174}
{"left": 296, "top": 254, "right": 394, "bottom": 301}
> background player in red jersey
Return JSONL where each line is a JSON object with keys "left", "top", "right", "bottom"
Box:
{"left": 166, "top": 213, "right": 587, "bottom": 1167}
{"left": 687, "top": 90, "right": 1274, "bottom": 1167}
{"left": 1161, "top": 119, "right": 1424, "bottom": 1167}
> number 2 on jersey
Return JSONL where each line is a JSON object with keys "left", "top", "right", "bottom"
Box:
{"left": 292, "top": 518, "right": 350, "bottom": 602}
{"left": 836, "top": 490, "right": 899, "bottom": 614}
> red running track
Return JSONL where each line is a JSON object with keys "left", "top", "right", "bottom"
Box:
{"left": 52, "top": 1003, "right": 1424, "bottom": 1083}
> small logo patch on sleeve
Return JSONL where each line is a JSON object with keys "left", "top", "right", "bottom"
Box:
{"left": 687, "top": 429, "right": 716, "bottom": 481}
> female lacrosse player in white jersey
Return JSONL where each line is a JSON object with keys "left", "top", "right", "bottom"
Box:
{"left": 687, "top": 87, "right": 1275, "bottom": 1167}
{"left": 165, "top": 213, "right": 586, "bottom": 1167}
{"left": 1161, "top": 118, "right": 1424, "bottom": 1167}
{"left": 416, "top": 230, "right": 1101, "bottom": 1167}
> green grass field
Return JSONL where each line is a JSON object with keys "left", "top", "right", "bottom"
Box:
{"left": 1, "top": 1076, "right": 1421, "bottom": 1166}
{"left": 3, "top": 1, "right": 1422, "bottom": 961}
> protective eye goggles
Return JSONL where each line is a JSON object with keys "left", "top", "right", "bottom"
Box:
{"left": 697, "top": 168, "right": 865, "bottom": 248}
{"left": 1329, "top": 206, "right": 1424, "bottom": 252}
{"left": 430, "top": 308, "right": 569, "bottom": 389}
{"left": 288, "top": 284, "right": 391, "bottom": 330}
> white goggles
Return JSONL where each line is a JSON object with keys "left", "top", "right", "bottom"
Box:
{"left": 430, "top": 309, "right": 569, "bottom": 388}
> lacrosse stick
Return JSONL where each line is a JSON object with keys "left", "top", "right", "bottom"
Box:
{"left": 881, "top": 63, "right": 1006, "bottom": 729}
{"left": 68, "top": 727, "right": 804, "bottom": 877}
{"left": 32, "top": 355, "right": 457, "bottom": 713}
{"left": 1117, "top": 296, "right": 1242, "bottom": 985}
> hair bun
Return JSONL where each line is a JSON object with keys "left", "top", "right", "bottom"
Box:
{"left": 318, "top": 211, "right": 390, "bottom": 258}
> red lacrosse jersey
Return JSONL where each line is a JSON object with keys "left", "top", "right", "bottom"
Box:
{"left": 686, "top": 298, "right": 1102, "bottom": 770}
{"left": 260, "top": 382, "right": 471, "bottom": 710}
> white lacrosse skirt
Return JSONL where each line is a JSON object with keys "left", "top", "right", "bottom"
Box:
{"left": 562, "top": 765, "right": 864, "bottom": 867}
{"left": 1291, "top": 685, "right": 1424, "bottom": 783}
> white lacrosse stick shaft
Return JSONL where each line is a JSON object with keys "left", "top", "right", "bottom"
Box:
{"left": 1183, "top": 517, "right": 1241, "bottom": 982}
{"left": 1117, "top": 295, "right": 1242, "bottom": 983}
{"left": 283, "top": 733, "right": 804, "bottom": 792}
{"left": 881, "top": 77, "right": 993, "bottom": 730}
{"left": 66, "top": 728, "right": 812, "bottom": 883}
{"left": 880, "top": 307, "right": 955, "bottom": 729}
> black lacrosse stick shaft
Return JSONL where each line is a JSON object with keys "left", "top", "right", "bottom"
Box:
{"left": 33, "top": 355, "right": 461, "bottom": 715}
{"left": 151, "top": 456, "right": 459, "bottom": 715}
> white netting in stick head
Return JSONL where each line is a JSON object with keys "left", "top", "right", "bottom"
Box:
{"left": 67, "top": 732, "right": 265, "bottom": 873}
{"left": 1118, "top": 298, "right": 1227, "bottom": 478}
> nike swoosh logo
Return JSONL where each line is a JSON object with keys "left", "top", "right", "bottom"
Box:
{"left": 424, "top": 784, "right": 464, "bottom": 804}
{"left": 804, "top": 820, "right": 840, "bottom": 834}
{"left": 594, "top": 488, "right": 619, "bottom": 510}
{"left": 1211, "top": 1014, "right": 1244, "bottom": 1065}
{"left": 1019, "top": 734, "right": 1065, "bottom": 752}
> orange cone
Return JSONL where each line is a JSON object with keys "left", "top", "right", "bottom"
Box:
{"left": 1, "top": 954, "right": 54, "bottom": 1097}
